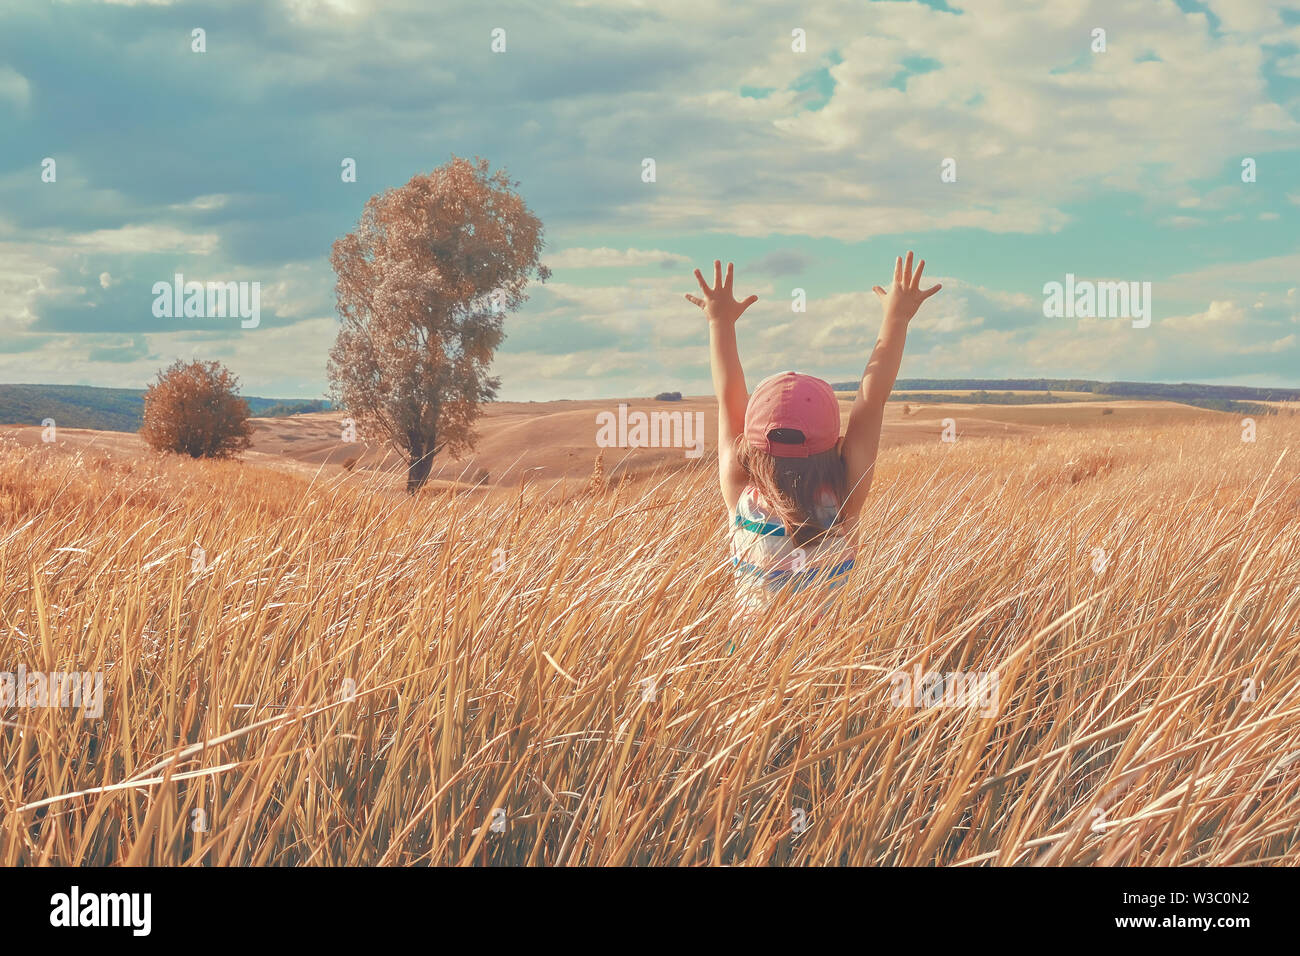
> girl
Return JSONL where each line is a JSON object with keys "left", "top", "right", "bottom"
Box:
{"left": 685, "top": 253, "right": 942, "bottom": 622}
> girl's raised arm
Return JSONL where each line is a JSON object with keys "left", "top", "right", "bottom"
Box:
{"left": 685, "top": 260, "right": 759, "bottom": 512}
{"left": 841, "top": 251, "right": 941, "bottom": 524}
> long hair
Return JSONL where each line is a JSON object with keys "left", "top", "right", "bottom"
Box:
{"left": 735, "top": 438, "right": 847, "bottom": 548}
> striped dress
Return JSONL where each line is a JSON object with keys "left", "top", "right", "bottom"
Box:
{"left": 728, "top": 484, "right": 856, "bottom": 622}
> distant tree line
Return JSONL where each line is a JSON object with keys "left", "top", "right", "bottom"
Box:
{"left": 829, "top": 377, "right": 1300, "bottom": 403}
{"left": 887, "top": 390, "right": 1075, "bottom": 406}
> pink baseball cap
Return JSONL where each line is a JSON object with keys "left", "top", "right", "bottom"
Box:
{"left": 744, "top": 371, "right": 841, "bottom": 458}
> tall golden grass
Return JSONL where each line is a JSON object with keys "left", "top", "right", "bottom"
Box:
{"left": 2, "top": 413, "right": 1299, "bottom": 866}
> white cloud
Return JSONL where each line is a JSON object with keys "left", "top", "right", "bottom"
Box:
{"left": 0, "top": 67, "right": 31, "bottom": 110}
{"left": 573, "top": 0, "right": 1300, "bottom": 239}
{"left": 1162, "top": 300, "right": 1247, "bottom": 329}
{"left": 63, "top": 225, "right": 219, "bottom": 255}
{"left": 281, "top": 0, "right": 366, "bottom": 19}
{"left": 546, "top": 247, "right": 689, "bottom": 269}
{"left": 1206, "top": 0, "right": 1287, "bottom": 34}
{"left": 1239, "top": 333, "right": 1296, "bottom": 354}
{"left": 168, "top": 194, "right": 230, "bottom": 212}
{"left": 1170, "top": 252, "right": 1300, "bottom": 286}
{"left": 0, "top": 243, "right": 60, "bottom": 334}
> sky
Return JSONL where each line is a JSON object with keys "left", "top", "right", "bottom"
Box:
{"left": 1, "top": 0, "right": 1298, "bottom": 401}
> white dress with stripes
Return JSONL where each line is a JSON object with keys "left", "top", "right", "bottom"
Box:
{"left": 728, "top": 484, "right": 856, "bottom": 621}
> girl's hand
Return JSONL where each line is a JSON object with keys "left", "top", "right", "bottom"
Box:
{"left": 685, "top": 260, "right": 758, "bottom": 325}
{"left": 872, "top": 251, "right": 941, "bottom": 324}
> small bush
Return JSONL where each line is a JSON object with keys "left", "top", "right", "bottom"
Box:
{"left": 654, "top": 391, "right": 683, "bottom": 401}
{"left": 140, "top": 359, "right": 253, "bottom": 459}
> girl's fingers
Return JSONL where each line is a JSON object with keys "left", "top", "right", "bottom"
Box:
{"left": 872, "top": 285, "right": 887, "bottom": 299}
{"left": 713, "top": 259, "right": 723, "bottom": 289}
{"left": 921, "top": 283, "right": 942, "bottom": 299}
{"left": 737, "top": 294, "right": 758, "bottom": 315}
{"left": 893, "top": 256, "right": 903, "bottom": 286}
{"left": 912, "top": 259, "right": 925, "bottom": 288}
{"left": 724, "top": 262, "right": 734, "bottom": 290}
{"left": 694, "top": 269, "right": 711, "bottom": 294}
{"left": 685, "top": 293, "right": 705, "bottom": 308}
{"left": 903, "top": 251, "right": 914, "bottom": 287}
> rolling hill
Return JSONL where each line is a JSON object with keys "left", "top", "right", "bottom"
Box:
{"left": 0, "top": 395, "right": 1240, "bottom": 493}
{"left": 0, "top": 384, "right": 329, "bottom": 432}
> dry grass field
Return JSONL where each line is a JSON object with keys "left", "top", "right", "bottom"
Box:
{"left": 1, "top": 405, "right": 1299, "bottom": 865}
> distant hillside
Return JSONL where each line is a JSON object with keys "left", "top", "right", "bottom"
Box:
{"left": 830, "top": 378, "right": 1300, "bottom": 415}
{"left": 887, "top": 390, "right": 1078, "bottom": 406}
{"left": 831, "top": 377, "right": 1300, "bottom": 401}
{"left": 0, "top": 384, "right": 330, "bottom": 433}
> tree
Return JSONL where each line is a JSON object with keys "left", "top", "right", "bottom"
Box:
{"left": 140, "top": 359, "right": 253, "bottom": 458}
{"left": 327, "top": 156, "right": 548, "bottom": 492}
